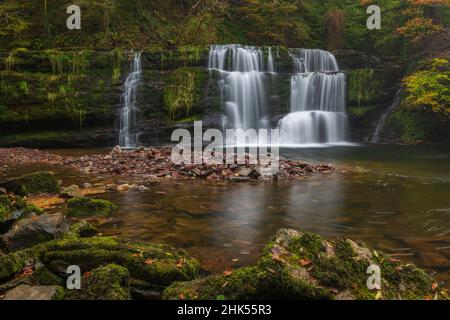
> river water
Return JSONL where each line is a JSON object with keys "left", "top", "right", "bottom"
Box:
{"left": 2, "top": 144, "right": 449, "bottom": 286}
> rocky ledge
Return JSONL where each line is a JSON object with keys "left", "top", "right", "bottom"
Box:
{"left": 0, "top": 147, "right": 334, "bottom": 181}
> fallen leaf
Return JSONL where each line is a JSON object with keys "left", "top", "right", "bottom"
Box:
{"left": 176, "top": 258, "right": 185, "bottom": 268}
{"left": 144, "top": 259, "right": 154, "bottom": 265}
{"left": 299, "top": 259, "right": 311, "bottom": 266}
{"left": 83, "top": 271, "right": 92, "bottom": 278}
{"left": 223, "top": 269, "right": 233, "bottom": 276}
{"left": 179, "top": 293, "right": 185, "bottom": 300}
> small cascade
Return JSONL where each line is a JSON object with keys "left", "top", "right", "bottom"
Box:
{"left": 279, "top": 49, "right": 349, "bottom": 145}
{"left": 289, "top": 48, "right": 339, "bottom": 73}
{"left": 209, "top": 45, "right": 271, "bottom": 130}
{"left": 119, "top": 51, "right": 142, "bottom": 148}
{"left": 371, "top": 89, "right": 401, "bottom": 144}
{"left": 267, "top": 47, "right": 275, "bottom": 73}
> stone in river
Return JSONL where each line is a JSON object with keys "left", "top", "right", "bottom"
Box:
{"left": 3, "top": 285, "right": 63, "bottom": 300}
{"left": 2, "top": 213, "right": 70, "bottom": 251}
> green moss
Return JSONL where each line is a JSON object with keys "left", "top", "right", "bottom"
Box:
{"left": 67, "top": 197, "right": 117, "bottom": 217}
{"left": 0, "top": 171, "right": 60, "bottom": 196}
{"left": 68, "top": 220, "right": 98, "bottom": 238}
{"left": 31, "top": 267, "right": 64, "bottom": 286}
{"left": 164, "top": 67, "right": 205, "bottom": 121}
{"left": 389, "top": 110, "right": 437, "bottom": 143}
{"left": 64, "top": 264, "right": 131, "bottom": 300}
{"left": 348, "top": 69, "right": 378, "bottom": 107}
{"left": 163, "top": 267, "right": 264, "bottom": 300}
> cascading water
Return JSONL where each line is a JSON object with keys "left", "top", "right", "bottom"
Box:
{"left": 209, "top": 45, "right": 350, "bottom": 147}
{"left": 119, "top": 51, "right": 142, "bottom": 148}
{"left": 279, "top": 49, "right": 349, "bottom": 146}
{"left": 209, "top": 45, "right": 272, "bottom": 130}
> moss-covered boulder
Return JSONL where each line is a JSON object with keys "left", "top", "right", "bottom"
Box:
{"left": 68, "top": 220, "right": 98, "bottom": 238}
{"left": 0, "top": 194, "right": 44, "bottom": 233}
{"left": 162, "top": 267, "right": 266, "bottom": 300}
{"left": 0, "top": 172, "right": 59, "bottom": 196}
{"left": 163, "top": 229, "right": 438, "bottom": 300}
{"left": 0, "top": 235, "right": 200, "bottom": 289}
{"left": 63, "top": 264, "right": 131, "bottom": 300}
{"left": 67, "top": 197, "right": 116, "bottom": 217}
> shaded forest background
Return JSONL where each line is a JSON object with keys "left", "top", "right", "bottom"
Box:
{"left": 0, "top": 0, "right": 449, "bottom": 55}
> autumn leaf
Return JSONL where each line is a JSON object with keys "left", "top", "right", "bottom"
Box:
{"left": 176, "top": 258, "right": 185, "bottom": 268}
{"left": 223, "top": 269, "right": 233, "bottom": 276}
{"left": 83, "top": 271, "right": 92, "bottom": 278}
{"left": 299, "top": 259, "right": 311, "bottom": 266}
{"left": 144, "top": 259, "right": 154, "bottom": 265}
{"left": 179, "top": 293, "right": 185, "bottom": 300}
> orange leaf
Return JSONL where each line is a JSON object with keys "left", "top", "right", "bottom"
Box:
{"left": 179, "top": 293, "right": 185, "bottom": 300}
{"left": 223, "top": 269, "right": 233, "bottom": 276}
{"left": 144, "top": 259, "right": 154, "bottom": 265}
{"left": 83, "top": 271, "right": 92, "bottom": 278}
{"left": 299, "top": 259, "right": 311, "bottom": 266}
{"left": 176, "top": 258, "right": 185, "bottom": 268}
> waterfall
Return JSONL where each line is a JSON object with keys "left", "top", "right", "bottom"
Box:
{"left": 268, "top": 47, "right": 275, "bottom": 73}
{"left": 119, "top": 51, "right": 142, "bottom": 148}
{"left": 289, "top": 48, "right": 339, "bottom": 73}
{"left": 209, "top": 45, "right": 350, "bottom": 147}
{"left": 209, "top": 45, "right": 270, "bottom": 130}
{"left": 371, "top": 89, "right": 401, "bottom": 144}
{"left": 279, "top": 49, "right": 349, "bottom": 145}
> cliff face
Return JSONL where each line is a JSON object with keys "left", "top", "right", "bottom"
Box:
{"left": 0, "top": 47, "right": 404, "bottom": 147}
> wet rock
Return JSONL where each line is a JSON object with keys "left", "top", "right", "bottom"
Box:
{"left": 61, "top": 184, "right": 83, "bottom": 198}
{"left": 0, "top": 236, "right": 200, "bottom": 288}
{"left": 0, "top": 171, "right": 60, "bottom": 196}
{"left": 68, "top": 220, "right": 98, "bottom": 238}
{"left": 163, "top": 229, "right": 438, "bottom": 300}
{"left": 2, "top": 213, "right": 70, "bottom": 252}
{"left": 2, "top": 284, "right": 63, "bottom": 300}
{"left": 63, "top": 264, "right": 131, "bottom": 300}
{"left": 238, "top": 167, "right": 252, "bottom": 177}
{"left": 67, "top": 197, "right": 117, "bottom": 217}
{"left": 117, "top": 184, "right": 131, "bottom": 192}
{"left": 229, "top": 176, "right": 251, "bottom": 182}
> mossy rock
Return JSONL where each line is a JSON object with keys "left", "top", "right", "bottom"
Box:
{"left": 67, "top": 197, "right": 116, "bottom": 217}
{"left": 31, "top": 267, "right": 64, "bottom": 287}
{"left": 163, "top": 267, "right": 266, "bottom": 300}
{"left": 0, "top": 172, "right": 59, "bottom": 196}
{"left": 163, "top": 229, "right": 438, "bottom": 300}
{"left": 63, "top": 264, "right": 131, "bottom": 300}
{"left": 68, "top": 220, "right": 98, "bottom": 238}
{"left": 0, "top": 194, "right": 43, "bottom": 232}
{"left": 0, "top": 236, "right": 200, "bottom": 287}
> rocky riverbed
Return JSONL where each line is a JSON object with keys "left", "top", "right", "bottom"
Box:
{"left": 0, "top": 147, "right": 334, "bottom": 181}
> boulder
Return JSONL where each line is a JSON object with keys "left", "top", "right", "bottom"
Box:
{"left": 0, "top": 195, "right": 44, "bottom": 233}
{"left": 0, "top": 172, "right": 60, "bottom": 196}
{"left": 61, "top": 184, "right": 83, "bottom": 198}
{"left": 63, "top": 264, "right": 131, "bottom": 300}
{"left": 2, "top": 284, "right": 63, "bottom": 300}
{"left": 67, "top": 197, "right": 117, "bottom": 217}
{"left": 2, "top": 213, "right": 70, "bottom": 252}
{"left": 68, "top": 220, "right": 98, "bottom": 238}
{"left": 0, "top": 236, "right": 200, "bottom": 289}
{"left": 163, "top": 229, "right": 438, "bottom": 300}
